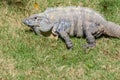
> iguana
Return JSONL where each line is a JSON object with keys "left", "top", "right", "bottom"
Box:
{"left": 23, "top": 6, "right": 120, "bottom": 49}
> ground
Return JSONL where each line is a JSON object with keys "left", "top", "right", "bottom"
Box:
{"left": 0, "top": 0, "right": 120, "bottom": 80}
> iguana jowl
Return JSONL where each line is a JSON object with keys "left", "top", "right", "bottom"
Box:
{"left": 23, "top": 6, "right": 120, "bottom": 49}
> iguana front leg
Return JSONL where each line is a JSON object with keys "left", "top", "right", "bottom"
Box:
{"left": 58, "top": 31, "right": 73, "bottom": 49}
{"left": 54, "top": 20, "right": 73, "bottom": 49}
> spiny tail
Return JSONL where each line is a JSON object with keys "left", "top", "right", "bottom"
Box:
{"left": 103, "top": 21, "right": 120, "bottom": 38}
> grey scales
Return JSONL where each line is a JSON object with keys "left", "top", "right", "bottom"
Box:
{"left": 23, "top": 6, "right": 120, "bottom": 49}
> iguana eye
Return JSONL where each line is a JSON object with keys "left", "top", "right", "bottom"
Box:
{"left": 34, "top": 17, "right": 37, "bottom": 19}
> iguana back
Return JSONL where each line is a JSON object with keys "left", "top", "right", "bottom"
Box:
{"left": 44, "top": 6, "right": 105, "bottom": 24}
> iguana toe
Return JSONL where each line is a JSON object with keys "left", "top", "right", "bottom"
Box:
{"left": 83, "top": 43, "right": 96, "bottom": 49}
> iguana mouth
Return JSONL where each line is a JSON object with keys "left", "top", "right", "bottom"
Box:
{"left": 22, "top": 19, "right": 34, "bottom": 27}
{"left": 22, "top": 19, "right": 28, "bottom": 25}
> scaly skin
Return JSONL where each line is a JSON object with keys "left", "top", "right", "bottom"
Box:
{"left": 23, "top": 6, "right": 120, "bottom": 49}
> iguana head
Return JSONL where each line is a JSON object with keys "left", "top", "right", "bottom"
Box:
{"left": 23, "top": 14, "right": 53, "bottom": 32}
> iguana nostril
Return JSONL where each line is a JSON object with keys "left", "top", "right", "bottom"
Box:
{"left": 22, "top": 19, "right": 29, "bottom": 25}
{"left": 22, "top": 19, "right": 26, "bottom": 24}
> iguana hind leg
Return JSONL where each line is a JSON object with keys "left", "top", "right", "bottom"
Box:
{"left": 83, "top": 22, "right": 96, "bottom": 49}
{"left": 84, "top": 31, "right": 96, "bottom": 49}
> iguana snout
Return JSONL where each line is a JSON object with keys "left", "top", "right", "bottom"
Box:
{"left": 22, "top": 18, "right": 40, "bottom": 28}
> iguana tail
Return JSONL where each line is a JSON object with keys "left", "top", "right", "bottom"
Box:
{"left": 103, "top": 21, "right": 120, "bottom": 38}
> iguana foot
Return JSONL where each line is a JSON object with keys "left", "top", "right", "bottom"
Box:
{"left": 66, "top": 42, "right": 73, "bottom": 50}
{"left": 83, "top": 43, "right": 95, "bottom": 49}
{"left": 67, "top": 45, "right": 73, "bottom": 50}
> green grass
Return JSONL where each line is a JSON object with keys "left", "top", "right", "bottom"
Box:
{"left": 0, "top": 0, "right": 120, "bottom": 80}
